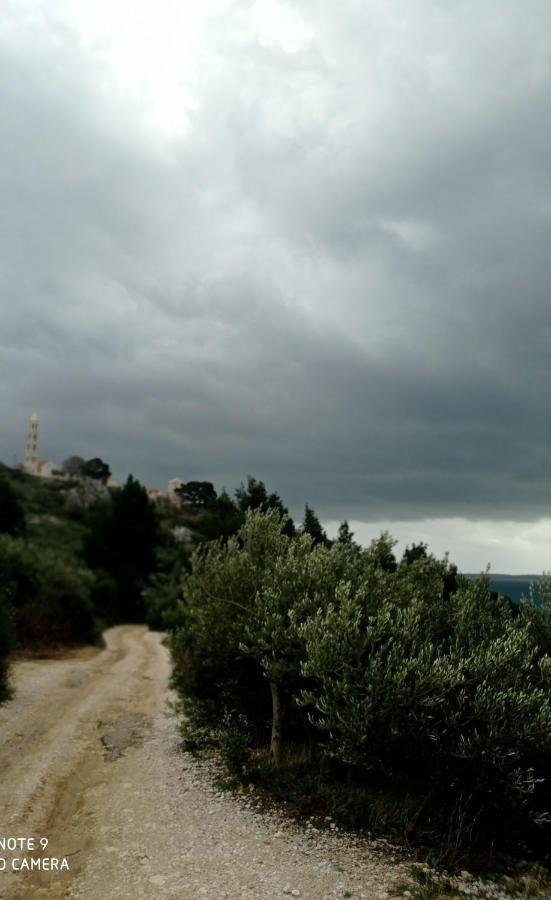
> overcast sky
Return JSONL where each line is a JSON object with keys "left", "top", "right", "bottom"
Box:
{"left": 1, "top": 1, "right": 550, "bottom": 572}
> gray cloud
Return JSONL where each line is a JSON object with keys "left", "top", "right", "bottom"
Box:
{"left": 0, "top": 0, "right": 549, "bottom": 532}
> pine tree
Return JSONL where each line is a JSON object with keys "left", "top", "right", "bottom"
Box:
{"left": 301, "top": 504, "right": 327, "bottom": 545}
{"left": 337, "top": 520, "right": 354, "bottom": 545}
{"left": 84, "top": 475, "right": 158, "bottom": 621}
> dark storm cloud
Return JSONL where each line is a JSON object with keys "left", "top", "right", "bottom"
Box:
{"left": 0, "top": 0, "right": 549, "bottom": 523}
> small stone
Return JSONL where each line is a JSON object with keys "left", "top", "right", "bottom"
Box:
{"left": 149, "top": 874, "right": 167, "bottom": 886}
{"left": 291, "top": 891, "right": 301, "bottom": 898}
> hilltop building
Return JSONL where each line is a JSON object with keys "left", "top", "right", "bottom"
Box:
{"left": 146, "top": 479, "right": 186, "bottom": 506}
{"left": 22, "top": 413, "right": 39, "bottom": 474}
{"left": 36, "top": 459, "right": 57, "bottom": 478}
{"left": 21, "top": 413, "right": 58, "bottom": 478}
{"left": 20, "top": 414, "right": 185, "bottom": 498}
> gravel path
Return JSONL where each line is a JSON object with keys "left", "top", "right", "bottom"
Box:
{"left": 1, "top": 626, "right": 547, "bottom": 900}
{"left": 0, "top": 626, "right": 410, "bottom": 899}
{"left": 65, "top": 700, "right": 411, "bottom": 900}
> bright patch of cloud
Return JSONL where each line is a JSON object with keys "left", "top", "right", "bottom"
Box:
{"left": 325, "top": 518, "right": 551, "bottom": 574}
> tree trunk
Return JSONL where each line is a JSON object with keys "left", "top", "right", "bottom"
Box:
{"left": 269, "top": 681, "right": 282, "bottom": 766}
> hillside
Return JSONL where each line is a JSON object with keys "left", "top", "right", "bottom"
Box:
{"left": 6, "top": 467, "right": 89, "bottom": 565}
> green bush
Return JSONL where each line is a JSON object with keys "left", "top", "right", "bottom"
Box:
{"left": 218, "top": 711, "right": 252, "bottom": 778}
{"left": 170, "top": 513, "right": 458, "bottom": 756}
{"left": 169, "top": 510, "right": 283, "bottom": 741}
{"left": 170, "top": 509, "right": 341, "bottom": 757}
{"left": 300, "top": 567, "right": 551, "bottom": 851}
{"left": 0, "top": 534, "right": 96, "bottom": 646}
{"left": 143, "top": 543, "right": 191, "bottom": 630}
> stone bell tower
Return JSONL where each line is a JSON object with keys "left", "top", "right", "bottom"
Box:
{"left": 23, "top": 413, "right": 39, "bottom": 474}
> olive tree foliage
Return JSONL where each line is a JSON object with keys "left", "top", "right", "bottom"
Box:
{"left": 170, "top": 511, "right": 551, "bottom": 852}
{"left": 238, "top": 517, "right": 357, "bottom": 762}
{"left": 171, "top": 509, "right": 303, "bottom": 760}
{"left": 170, "top": 509, "right": 406, "bottom": 763}
{"left": 300, "top": 562, "right": 551, "bottom": 831}
{"left": 522, "top": 571, "right": 551, "bottom": 655}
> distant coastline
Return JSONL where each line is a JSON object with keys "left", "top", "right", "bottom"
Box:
{"left": 465, "top": 574, "right": 541, "bottom": 604}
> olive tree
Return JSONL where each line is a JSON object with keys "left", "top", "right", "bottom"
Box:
{"left": 300, "top": 563, "right": 551, "bottom": 830}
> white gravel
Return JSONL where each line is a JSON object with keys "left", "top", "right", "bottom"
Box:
{"left": 65, "top": 696, "right": 411, "bottom": 899}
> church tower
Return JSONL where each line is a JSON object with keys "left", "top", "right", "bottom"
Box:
{"left": 23, "top": 413, "right": 39, "bottom": 474}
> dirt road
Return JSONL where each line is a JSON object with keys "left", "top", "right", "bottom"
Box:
{"left": 0, "top": 626, "right": 408, "bottom": 899}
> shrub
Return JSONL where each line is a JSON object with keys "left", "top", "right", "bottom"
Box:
{"left": 300, "top": 568, "right": 551, "bottom": 852}
{"left": 169, "top": 510, "right": 284, "bottom": 743}
{"left": 170, "top": 509, "right": 328, "bottom": 758}
{"left": 218, "top": 712, "right": 252, "bottom": 778}
{"left": 143, "top": 543, "right": 190, "bottom": 630}
{"left": 0, "top": 534, "right": 96, "bottom": 646}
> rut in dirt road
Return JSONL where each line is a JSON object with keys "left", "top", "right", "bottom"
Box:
{"left": 0, "top": 626, "right": 410, "bottom": 900}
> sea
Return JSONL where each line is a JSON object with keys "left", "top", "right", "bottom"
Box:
{"left": 465, "top": 575, "right": 542, "bottom": 605}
